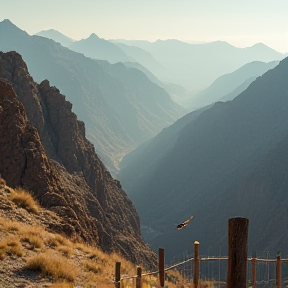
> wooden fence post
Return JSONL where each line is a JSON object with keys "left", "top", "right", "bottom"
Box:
{"left": 159, "top": 248, "right": 165, "bottom": 287}
{"left": 276, "top": 252, "right": 282, "bottom": 288}
{"left": 251, "top": 251, "right": 256, "bottom": 287}
{"left": 227, "top": 217, "right": 249, "bottom": 288}
{"left": 136, "top": 266, "right": 142, "bottom": 288}
{"left": 193, "top": 241, "right": 200, "bottom": 288}
{"left": 115, "top": 262, "right": 121, "bottom": 288}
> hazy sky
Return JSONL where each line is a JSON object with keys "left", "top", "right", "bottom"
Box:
{"left": 1, "top": 0, "right": 288, "bottom": 53}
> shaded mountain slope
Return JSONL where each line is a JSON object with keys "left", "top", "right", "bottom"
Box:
{"left": 219, "top": 76, "right": 257, "bottom": 102}
{"left": 36, "top": 29, "right": 74, "bottom": 47}
{"left": 124, "top": 61, "right": 191, "bottom": 108}
{"left": 118, "top": 57, "right": 288, "bottom": 261}
{"left": 119, "top": 105, "right": 210, "bottom": 191}
{"left": 113, "top": 42, "right": 165, "bottom": 78}
{"left": 0, "top": 52, "right": 157, "bottom": 268}
{"left": 188, "top": 60, "right": 279, "bottom": 109}
{"left": 0, "top": 19, "right": 184, "bottom": 172}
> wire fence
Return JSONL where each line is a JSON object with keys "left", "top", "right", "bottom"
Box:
{"left": 114, "top": 255, "right": 288, "bottom": 287}
{"left": 113, "top": 218, "right": 285, "bottom": 287}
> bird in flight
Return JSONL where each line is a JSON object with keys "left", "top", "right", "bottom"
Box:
{"left": 177, "top": 216, "right": 194, "bottom": 230}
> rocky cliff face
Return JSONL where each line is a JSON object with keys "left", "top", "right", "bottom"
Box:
{"left": 0, "top": 51, "right": 156, "bottom": 268}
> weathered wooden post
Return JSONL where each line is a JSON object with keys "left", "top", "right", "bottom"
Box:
{"left": 159, "top": 248, "right": 165, "bottom": 287}
{"left": 276, "top": 252, "right": 282, "bottom": 288}
{"left": 251, "top": 251, "right": 257, "bottom": 287}
{"left": 193, "top": 241, "right": 200, "bottom": 288}
{"left": 136, "top": 266, "right": 142, "bottom": 288}
{"left": 227, "top": 217, "right": 249, "bottom": 288}
{"left": 115, "top": 262, "right": 121, "bottom": 288}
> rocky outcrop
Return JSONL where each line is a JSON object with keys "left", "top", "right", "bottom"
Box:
{"left": 0, "top": 52, "right": 156, "bottom": 268}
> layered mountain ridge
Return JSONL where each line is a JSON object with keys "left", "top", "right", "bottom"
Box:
{"left": 119, "top": 56, "right": 288, "bottom": 261}
{"left": 0, "top": 51, "right": 156, "bottom": 268}
{"left": 113, "top": 39, "right": 284, "bottom": 91}
{"left": 0, "top": 19, "right": 184, "bottom": 173}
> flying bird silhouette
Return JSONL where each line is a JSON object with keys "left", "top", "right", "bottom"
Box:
{"left": 177, "top": 215, "right": 194, "bottom": 230}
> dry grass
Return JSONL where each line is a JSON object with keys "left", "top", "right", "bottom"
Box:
{"left": 21, "top": 234, "right": 43, "bottom": 250}
{"left": 10, "top": 187, "right": 40, "bottom": 214}
{"left": 56, "top": 245, "right": 74, "bottom": 258}
{"left": 0, "top": 177, "right": 184, "bottom": 288}
{"left": 47, "top": 234, "right": 70, "bottom": 248}
{"left": 0, "top": 177, "right": 6, "bottom": 188}
{"left": 83, "top": 259, "right": 102, "bottom": 274}
{"left": 0, "top": 215, "right": 185, "bottom": 287}
{"left": 27, "top": 251, "right": 78, "bottom": 282}
{"left": 49, "top": 282, "right": 75, "bottom": 288}
{"left": 0, "top": 237, "right": 23, "bottom": 259}
{"left": 49, "top": 283, "right": 75, "bottom": 288}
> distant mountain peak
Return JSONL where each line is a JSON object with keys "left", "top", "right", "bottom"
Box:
{"left": 249, "top": 42, "right": 278, "bottom": 52}
{"left": 1, "top": 19, "right": 18, "bottom": 28}
{"left": 87, "top": 33, "right": 100, "bottom": 40}
{"left": 0, "top": 19, "right": 28, "bottom": 36}
{"left": 1, "top": 19, "right": 13, "bottom": 25}
{"left": 35, "top": 29, "right": 74, "bottom": 47}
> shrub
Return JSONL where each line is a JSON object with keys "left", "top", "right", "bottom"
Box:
{"left": 27, "top": 252, "right": 78, "bottom": 282}
{"left": 11, "top": 188, "right": 40, "bottom": 214}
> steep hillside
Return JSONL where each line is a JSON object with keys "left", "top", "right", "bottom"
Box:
{"left": 0, "top": 55, "right": 157, "bottom": 268}
{"left": 119, "top": 105, "right": 211, "bottom": 192}
{"left": 0, "top": 19, "right": 184, "bottom": 172}
{"left": 0, "top": 181, "right": 178, "bottom": 287}
{"left": 188, "top": 60, "right": 279, "bottom": 109}
{"left": 118, "top": 57, "right": 288, "bottom": 261}
{"left": 124, "top": 61, "right": 191, "bottom": 108}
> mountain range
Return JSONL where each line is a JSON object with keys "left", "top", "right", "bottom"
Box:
{"left": 113, "top": 39, "right": 285, "bottom": 91}
{"left": 36, "top": 28, "right": 74, "bottom": 47}
{"left": 0, "top": 19, "right": 184, "bottom": 172}
{"left": 118, "top": 56, "right": 288, "bottom": 261}
{"left": 188, "top": 60, "right": 279, "bottom": 110}
{"left": 0, "top": 51, "right": 156, "bottom": 268}
{"left": 36, "top": 28, "right": 285, "bottom": 106}
{"left": 69, "top": 33, "right": 131, "bottom": 63}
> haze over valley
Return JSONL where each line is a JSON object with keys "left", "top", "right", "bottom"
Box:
{"left": 1, "top": 1, "right": 288, "bottom": 285}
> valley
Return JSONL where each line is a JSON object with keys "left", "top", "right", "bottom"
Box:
{"left": 1, "top": 3, "right": 288, "bottom": 286}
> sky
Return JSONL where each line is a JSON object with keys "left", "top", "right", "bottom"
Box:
{"left": 1, "top": 0, "right": 288, "bottom": 53}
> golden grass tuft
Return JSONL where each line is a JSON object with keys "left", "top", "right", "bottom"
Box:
{"left": 83, "top": 259, "right": 102, "bottom": 274}
{"left": 49, "top": 282, "right": 75, "bottom": 288}
{"left": 0, "top": 177, "right": 6, "bottom": 188}
{"left": 27, "top": 251, "right": 78, "bottom": 282}
{"left": 56, "top": 245, "right": 73, "bottom": 258}
{"left": 11, "top": 187, "right": 40, "bottom": 214}
{"left": 21, "top": 235, "right": 43, "bottom": 250}
{"left": 47, "top": 234, "right": 70, "bottom": 248}
{"left": 0, "top": 238, "right": 23, "bottom": 258}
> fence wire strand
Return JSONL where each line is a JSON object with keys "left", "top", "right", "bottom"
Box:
{"left": 113, "top": 255, "right": 288, "bottom": 284}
